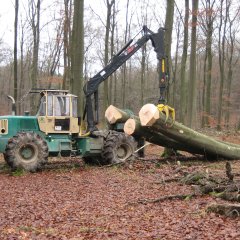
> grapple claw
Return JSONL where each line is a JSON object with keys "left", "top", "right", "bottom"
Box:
{"left": 157, "top": 104, "right": 175, "bottom": 125}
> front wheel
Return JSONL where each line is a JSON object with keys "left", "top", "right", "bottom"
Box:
{"left": 101, "top": 132, "right": 136, "bottom": 164}
{"left": 4, "top": 132, "right": 48, "bottom": 172}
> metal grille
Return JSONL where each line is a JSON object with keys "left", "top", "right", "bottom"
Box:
{"left": 0, "top": 119, "right": 8, "bottom": 135}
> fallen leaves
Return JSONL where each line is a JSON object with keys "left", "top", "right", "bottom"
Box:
{"left": 0, "top": 151, "right": 240, "bottom": 239}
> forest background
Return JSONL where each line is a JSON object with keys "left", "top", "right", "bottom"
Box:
{"left": 0, "top": 0, "right": 239, "bottom": 130}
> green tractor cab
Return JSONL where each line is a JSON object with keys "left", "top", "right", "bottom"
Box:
{"left": 0, "top": 90, "right": 136, "bottom": 172}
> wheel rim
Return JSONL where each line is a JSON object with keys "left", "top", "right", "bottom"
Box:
{"left": 19, "top": 144, "right": 36, "bottom": 161}
{"left": 117, "top": 143, "right": 131, "bottom": 161}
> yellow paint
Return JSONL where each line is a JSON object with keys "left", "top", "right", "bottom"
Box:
{"left": 157, "top": 104, "right": 175, "bottom": 125}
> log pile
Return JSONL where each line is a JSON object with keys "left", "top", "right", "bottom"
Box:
{"left": 105, "top": 104, "right": 240, "bottom": 160}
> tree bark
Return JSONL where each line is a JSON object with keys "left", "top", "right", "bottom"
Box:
{"left": 217, "top": 0, "right": 229, "bottom": 130}
{"left": 14, "top": 0, "right": 19, "bottom": 114}
{"left": 187, "top": 0, "right": 199, "bottom": 127}
{"left": 71, "top": 0, "right": 84, "bottom": 116}
{"left": 164, "top": 0, "right": 175, "bottom": 105}
{"left": 201, "top": 0, "right": 215, "bottom": 127}
{"left": 63, "top": 0, "right": 71, "bottom": 90}
{"left": 180, "top": 0, "right": 189, "bottom": 124}
{"left": 29, "top": 0, "right": 41, "bottom": 114}
{"left": 103, "top": 0, "right": 115, "bottom": 113}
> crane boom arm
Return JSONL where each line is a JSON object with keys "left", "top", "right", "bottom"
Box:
{"left": 83, "top": 26, "right": 165, "bottom": 132}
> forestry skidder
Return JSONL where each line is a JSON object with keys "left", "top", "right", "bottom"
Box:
{"left": 0, "top": 89, "right": 136, "bottom": 171}
{"left": 0, "top": 26, "right": 171, "bottom": 171}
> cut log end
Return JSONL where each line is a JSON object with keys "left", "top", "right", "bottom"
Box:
{"left": 139, "top": 103, "right": 160, "bottom": 126}
{"left": 105, "top": 105, "right": 123, "bottom": 124}
{"left": 124, "top": 119, "right": 136, "bottom": 135}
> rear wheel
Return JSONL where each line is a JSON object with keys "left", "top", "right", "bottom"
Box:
{"left": 101, "top": 132, "right": 136, "bottom": 164}
{"left": 4, "top": 132, "right": 48, "bottom": 172}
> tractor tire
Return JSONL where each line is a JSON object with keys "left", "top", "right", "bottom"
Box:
{"left": 5, "top": 132, "right": 48, "bottom": 172}
{"left": 101, "top": 132, "right": 136, "bottom": 164}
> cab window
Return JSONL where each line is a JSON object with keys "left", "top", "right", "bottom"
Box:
{"left": 72, "top": 97, "right": 78, "bottom": 117}
{"left": 38, "top": 96, "right": 46, "bottom": 116}
{"left": 47, "top": 95, "right": 53, "bottom": 116}
{"left": 54, "top": 96, "right": 70, "bottom": 116}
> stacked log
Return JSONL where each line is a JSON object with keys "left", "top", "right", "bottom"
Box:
{"left": 105, "top": 105, "right": 201, "bottom": 154}
{"left": 105, "top": 104, "right": 240, "bottom": 160}
{"left": 105, "top": 105, "right": 133, "bottom": 124}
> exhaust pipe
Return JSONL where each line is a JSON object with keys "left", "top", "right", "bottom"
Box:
{"left": 7, "top": 95, "right": 16, "bottom": 116}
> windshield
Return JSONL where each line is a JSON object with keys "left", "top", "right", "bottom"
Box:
{"left": 54, "top": 96, "right": 70, "bottom": 116}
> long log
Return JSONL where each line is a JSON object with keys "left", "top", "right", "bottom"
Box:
{"left": 139, "top": 104, "right": 240, "bottom": 160}
{"left": 124, "top": 118, "right": 202, "bottom": 154}
{"left": 207, "top": 203, "right": 240, "bottom": 217}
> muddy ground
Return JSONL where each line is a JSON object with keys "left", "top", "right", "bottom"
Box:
{"left": 0, "top": 131, "right": 240, "bottom": 240}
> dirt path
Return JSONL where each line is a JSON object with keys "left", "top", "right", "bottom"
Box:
{"left": 0, "top": 150, "right": 240, "bottom": 240}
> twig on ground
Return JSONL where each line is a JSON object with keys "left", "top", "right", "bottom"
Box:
{"left": 129, "top": 193, "right": 197, "bottom": 205}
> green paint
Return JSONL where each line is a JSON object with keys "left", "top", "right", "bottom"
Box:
{"left": 0, "top": 115, "right": 103, "bottom": 159}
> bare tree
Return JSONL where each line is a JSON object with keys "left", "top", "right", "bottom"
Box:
{"left": 63, "top": 0, "right": 72, "bottom": 90}
{"left": 224, "top": 5, "right": 240, "bottom": 127}
{"left": 122, "top": 0, "right": 130, "bottom": 108}
{"left": 29, "top": 0, "right": 41, "bottom": 113}
{"left": 71, "top": 0, "right": 84, "bottom": 116}
{"left": 14, "top": 0, "right": 19, "bottom": 114}
{"left": 180, "top": 0, "right": 189, "bottom": 124}
{"left": 103, "top": 0, "right": 115, "bottom": 112}
{"left": 200, "top": 0, "right": 216, "bottom": 127}
{"left": 217, "top": 0, "right": 229, "bottom": 130}
{"left": 164, "top": 0, "right": 175, "bottom": 105}
{"left": 187, "top": 0, "right": 199, "bottom": 127}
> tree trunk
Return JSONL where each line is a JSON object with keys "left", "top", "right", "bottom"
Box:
{"left": 187, "top": 0, "right": 199, "bottom": 127}
{"left": 62, "top": 0, "right": 71, "bottom": 90}
{"left": 103, "top": 0, "right": 115, "bottom": 113}
{"left": 30, "top": 0, "right": 41, "bottom": 114}
{"left": 140, "top": 44, "right": 146, "bottom": 106}
{"left": 109, "top": 0, "right": 116, "bottom": 104}
{"left": 164, "top": 0, "right": 175, "bottom": 105}
{"left": 224, "top": 7, "right": 238, "bottom": 128}
{"left": 71, "top": 0, "right": 84, "bottom": 116}
{"left": 171, "top": 19, "right": 180, "bottom": 107}
{"left": 217, "top": 0, "right": 229, "bottom": 130}
{"left": 14, "top": 0, "right": 19, "bottom": 114}
{"left": 180, "top": 0, "right": 189, "bottom": 124}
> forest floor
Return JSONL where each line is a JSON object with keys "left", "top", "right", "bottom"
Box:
{"left": 0, "top": 131, "right": 240, "bottom": 240}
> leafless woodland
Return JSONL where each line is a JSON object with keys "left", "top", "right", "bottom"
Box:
{"left": 0, "top": 0, "right": 239, "bottom": 128}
